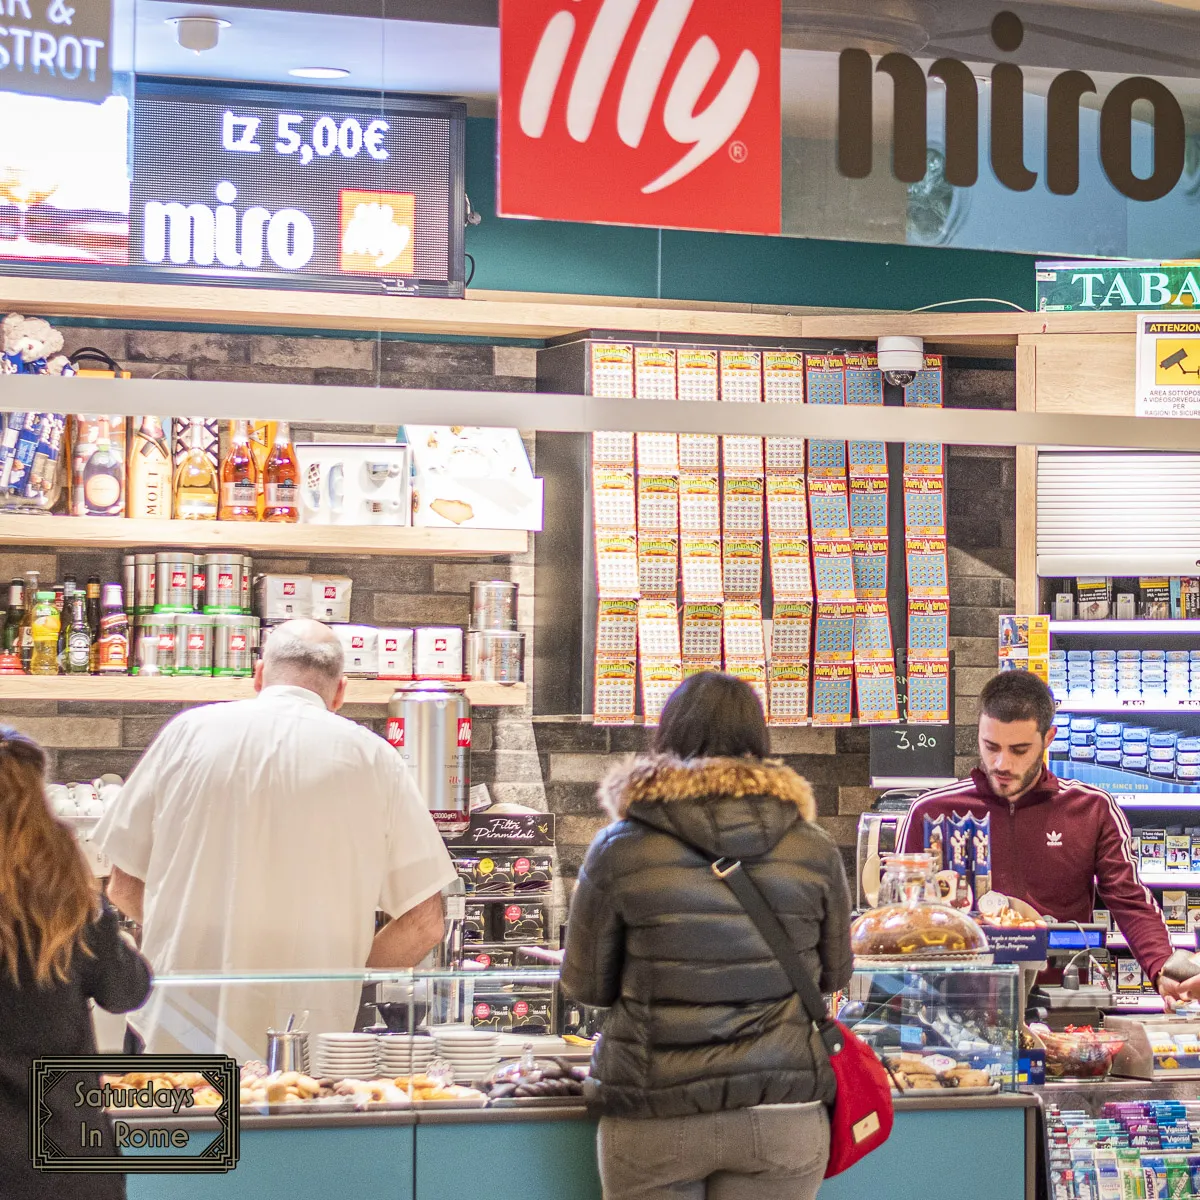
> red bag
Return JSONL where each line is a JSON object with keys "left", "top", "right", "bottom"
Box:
{"left": 818, "top": 1019, "right": 895, "bottom": 1177}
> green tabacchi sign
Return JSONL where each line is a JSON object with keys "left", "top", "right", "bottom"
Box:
{"left": 1038, "top": 261, "right": 1200, "bottom": 311}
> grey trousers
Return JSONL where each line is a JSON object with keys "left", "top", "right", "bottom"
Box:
{"left": 597, "top": 1103, "right": 830, "bottom": 1200}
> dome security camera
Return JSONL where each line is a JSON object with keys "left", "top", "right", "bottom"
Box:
{"left": 167, "top": 16, "right": 230, "bottom": 53}
{"left": 877, "top": 335, "right": 924, "bottom": 388}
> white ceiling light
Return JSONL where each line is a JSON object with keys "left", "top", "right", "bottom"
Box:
{"left": 288, "top": 67, "right": 350, "bottom": 79}
{"left": 166, "top": 15, "right": 230, "bottom": 53}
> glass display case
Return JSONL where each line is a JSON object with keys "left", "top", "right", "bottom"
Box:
{"left": 837, "top": 961, "right": 1022, "bottom": 1093}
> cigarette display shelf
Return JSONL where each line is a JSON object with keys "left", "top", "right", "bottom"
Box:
{"left": 0, "top": 515, "right": 529, "bottom": 558}
{"left": 1108, "top": 932, "right": 1197, "bottom": 949}
{"left": 0, "top": 675, "right": 526, "bottom": 707}
{"left": 1135, "top": 872, "right": 1200, "bottom": 889}
{"left": 1049, "top": 621, "right": 1200, "bottom": 636}
{"left": 1056, "top": 700, "right": 1200, "bottom": 713}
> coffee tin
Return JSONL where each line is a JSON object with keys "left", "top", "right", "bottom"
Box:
{"left": 414, "top": 626, "right": 464, "bottom": 680}
{"left": 241, "top": 555, "right": 253, "bottom": 613}
{"left": 203, "top": 553, "right": 245, "bottom": 614}
{"left": 193, "top": 559, "right": 206, "bottom": 613}
{"left": 174, "top": 613, "right": 214, "bottom": 676}
{"left": 469, "top": 581, "right": 518, "bottom": 631}
{"left": 466, "top": 630, "right": 524, "bottom": 683}
{"left": 155, "top": 551, "right": 196, "bottom": 613}
{"left": 213, "top": 613, "right": 259, "bottom": 677}
{"left": 133, "top": 554, "right": 157, "bottom": 614}
{"left": 121, "top": 555, "right": 135, "bottom": 611}
{"left": 132, "top": 613, "right": 177, "bottom": 676}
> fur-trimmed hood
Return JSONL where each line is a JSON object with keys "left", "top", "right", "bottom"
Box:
{"left": 598, "top": 755, "right": 816, "bottom": 860}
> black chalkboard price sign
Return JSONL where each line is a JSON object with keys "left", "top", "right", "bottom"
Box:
{"left": 869, "top": 723, "right": 956, "bottom": 789}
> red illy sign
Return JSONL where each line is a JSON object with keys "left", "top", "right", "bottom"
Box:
{"left": 498, "top": 0, "right": 781, "bottom": 234}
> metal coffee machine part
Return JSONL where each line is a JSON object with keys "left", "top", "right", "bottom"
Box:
{"left": 386, "top": 680, "right": 471, "bottom": 835}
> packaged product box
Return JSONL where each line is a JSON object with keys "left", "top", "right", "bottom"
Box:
{"left": 1139, "top": 578, "right": 1173, "bottom": 620}
{"left": 510, "top": 997, "right": 552, "bottom": 1035}
{"left": 463, "top": 901, "right": 488, "bottom": 944}
{"left": 70, "top": 415, "right": 127, "bottom": 517}
{"left": 377, "top": 628, "right": 414, "bottom": 680}
{"left": 472, "top": 854, "right": 515, "bottom": 894}
{"left": 414, "top": 626, "right": 463, "bottom": 680}
{"left": 1115, "top": 593, "right": 1137, "bottom": 620}
{"left": 1180, "top": 578, "right": 1200, "bottom": 619}
{"left": 1167, "top": 835, "right": 1191, "bottom": 871}
{"left": 311, "top": 576, "right": 353, "bottom": 623}
{"left": 501, "top": 902, "right": 546, "bottom": 943}
{"left": 1117, "top": 958, "right": 1144, "bottom": 991}
{"left": 512, "top": 854, "right": 553, "bottom": 893}
{"left": 1162, "top": 890, "right": 1188, "bottom": 927}
{"left": 255, "top": 574, "right": 314, "bottom": 621}
{"left": 1077, "top": 577, "right": 1113, "bottom": 621}
{"left": 471, "top": 997, "right": 512, "bottom": 1032}
{"left": 331, "top": 625, "right": 378, "bottom": 676}
{"left": 1140, "top": 830, "right": 1166, "bottom": 871}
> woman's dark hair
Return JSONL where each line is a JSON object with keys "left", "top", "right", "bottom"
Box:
{"left": 652, "top": 672, "right": 770, "bottom": 761}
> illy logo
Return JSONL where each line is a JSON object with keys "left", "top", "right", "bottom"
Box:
{"left": 519, "top": 0, "right": 761, "bottom": 194}
{"left": 1047, "top": 830, "right": 1063, "bottom": 847}
{"left": 386, "top": 717, "right": 405, "bottom": 748}
{"left": 499, "top": 0, "right": 780, "bottom": 234}
{"left": 457, "top": 718, "right": 472, "bottom": 748}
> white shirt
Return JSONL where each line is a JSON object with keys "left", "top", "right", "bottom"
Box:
{"left": 94, "top": 685, "right": 456, "bottom": 1060}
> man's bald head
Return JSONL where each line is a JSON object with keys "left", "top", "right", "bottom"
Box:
{"left": 260, "top": 619, "right": 345, "bottom": 708}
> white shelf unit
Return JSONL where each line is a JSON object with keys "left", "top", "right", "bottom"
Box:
{"left": 1137, "top": 873, "right": 1200, "bottom": 889}
{"left": 1108, "top": 932, "right": 1196, "bottom": 949}
{"left": 1056, "top": 699, "right": 1200, "bottom": 713}
{"left": 1049, "top": 621, "right": 1200, "bottom": 636}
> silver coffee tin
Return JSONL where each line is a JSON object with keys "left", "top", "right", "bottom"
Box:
{"left": 133, "top": 554, "right": 157, "bottom": 614}
{"left": 155, "top": 551, "right": 196, "bottom": 613}
{"left": 121, "top": 555, "right": 135, "bottom": 610}
{"left": 213, "top": 613, "right": 259, "bottom": 677}
{"left": 466, "top": 630, "right": 524, "bottom": 683}
{"left": 203, "top": 553, "right": 246, "bottom": 614}
{"left": 469, "top": 581, "right": 518, "bottom": 632}
{"left": 132, "top": 613, "right": 177, "bottom": 676}
{"left": 241, "top": 555, "right": 253, "bottom": 613}
{"left": 174, "top": 613, "right": 214, "bottom": 675}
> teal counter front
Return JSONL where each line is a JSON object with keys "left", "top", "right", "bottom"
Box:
{"left": 123, "top": 1093, "right": 1038, "bottom": 1200}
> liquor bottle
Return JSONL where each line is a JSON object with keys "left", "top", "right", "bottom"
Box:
{"left": 51, "top": 584, "right": 65, "bottom": 665}
{"left": 96, "top": 583, "right": 129, "bottom": 675}
{"left": 3, "top": 578, "right": 23, "bottom": 653}
{"left": 219, "top": 419, "right": 259, "bottom": 522}
{"left": 65, "top": 592, "right": 91, "bottom": 674}
{"left": 174, "top": 421, "right": 218, "bottom": 521}
{"left": 250, "top": 420, "right": 275, "bottom": 518}
{"left": 85, "top": 575, "right": 101, "bottom": 673}
{"left": 18, "top": 570, "right": 38, "bottom": 672}
{"left": 81, "top": 417, "right": 125, "bottom": 516}
{"left": 127, "top": 416, "right": 172, "bottom": 519}
{"left": 29, "top": 592, "right": 59, "bottom": 676}
{"left": 263, "top": 420, "right": 300, "bottom": 523}
{"left": 58, "top": 576, "right": 76, "bottom": 668}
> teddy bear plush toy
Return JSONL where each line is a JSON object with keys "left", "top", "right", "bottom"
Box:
{"left": 1, "top": 312, "right": 67, "bottom": 374}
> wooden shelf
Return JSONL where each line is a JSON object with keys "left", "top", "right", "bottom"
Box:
{"left": 0, "top": 675, "right": 525, "bottom": 707}
{"left": 0, "top": 516, "right": 527, "bottom": 557}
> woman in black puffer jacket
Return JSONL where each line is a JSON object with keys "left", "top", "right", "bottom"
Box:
{"left": 562, "top": 671, "right": 852, "bottom": 1200}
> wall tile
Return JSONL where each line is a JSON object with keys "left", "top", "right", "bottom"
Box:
{"left": 494, "top": 347, "right": 539, "bottom": 379}
{"left": 127, "top": 331, "right": 248, "bottom": 364}
{"left": 251, "top": 335, "right": 376, "bottom": 372}
{"left": 548, "top": 753, "right": 614, "bottom": 783}
{"left": 373, "top": 593, "right": 470, "bottom": 626}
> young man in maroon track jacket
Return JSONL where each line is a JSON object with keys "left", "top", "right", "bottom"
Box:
{"left": 898, "top": 670, "right": 1200, "bottom": 1006}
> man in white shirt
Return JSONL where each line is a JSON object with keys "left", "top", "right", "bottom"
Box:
{"left": 96, "top": 619, "right": 456, "bottom": 1060}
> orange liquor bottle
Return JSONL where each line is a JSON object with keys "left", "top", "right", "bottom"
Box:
{"left": 219, "top": 419, "right": 259, "bottom": 522}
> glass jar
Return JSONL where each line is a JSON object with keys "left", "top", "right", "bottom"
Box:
{"left": 878, "top": 853, "right": 936, "bottom": 906}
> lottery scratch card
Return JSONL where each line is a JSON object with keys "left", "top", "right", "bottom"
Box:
{"left": 595, "top": 598, "right": 639, "bottom": 656}
{"left": 594, "top": 655, "right": 637, "bottom": 725}
{"left": 907, "top": 597, "right": 950, "bottom": 659}
{"left": 855, "top": 659, "right": 900, "bottom": 724}
{"left": 769, "top": 536, "right": 814, "bottom": 601}
{"left": 812, "top": 661, "right": 854, "bottom": 725}
{"left": 679, "top": 474, "right": 720, "bottom": 533}
{"left": 808, "top": 477, "right": 850, "bottom": 537}
{"left": 641, "top": 656, "right": 683, "bottom": 726}
{"left": 903, "top": 442, "right": 944, "bottom": 477}
{"left": 719, "top": 350, "right": 763, "bottom": 403}
{"left": 763, "top": 351, "right": 806, "bottom": 404}
{"left": 636, "top": 474, "right": 679, "bottom": 532}
{"left": 634, "top": 345, "right": 677, "bottom": 401}
{"left": 636, "top": 432, "right": 679, "bottom": 475}
{"left": 725, "top": 659, "right": 769, "bottom": 718}
{"left": 682, "top": 602, "right": 723, "bottom": 671}
{"left": 907, "top": 657, "right": 950, "bottom": 723}
{"left": 813, "top": 600, "right": 856, "bottom": 661}
{"left": 771, "top": 601, "right": 813, "bottom": 660}
{"left": 769, "top": 660, "right": 810, "bottom": 725}
{"left": 723, "top": 536, "right": 764, "bottom": 598}
{"left": 844, "top": 351, "right": 883, "bottom": 406}
{"left": 722, "top": 435, "right": 764, "bottom": 477}
{"left": 849, "top": 477, "right": 888, "bottom": 537}
{"left": 847, "top": 440, "right": 887, "bottom": 476}
{"left": 853, "top": 600, "right": 893, "bottom": 660}
{"left": 723, "top": 601, "right": 765, "bottom": 660}
{"left": 851, "top": 537, "right": 888, "bottom": 599}
{"left": 765, "top": 436, "right": 806, "bottom": 474}
{"left": 904, "top": 354, "right": 945, "bottom": 408}
{"left": 596, "top": 531, "right": 640, "bottom": 598}
{"left": 767, "top": 475, "right": 809, "bottom": 534}
{"left": 679, "top": 433, "right": 720, "bottom": 472}
{"left": 638, "top": 535, "right": 679, "bottom": 599}
{"left": 807, "top": 438, "right": 846, "bottom": 478}
{"left": 903, "top": 476, "right": 946, "bottom": 536}
{"left": 593, "top": 466, "right": 637, "bottom": 530}
{"left": 804, "top": 353, "right": 845, "bottom": 405}
{"left": 592, "top": 430, "right": 635, "bottom": 466}
{"left": 723, "top": 476, "right": 765, "bottom": 534}
{"left": 906, "top": 536, "right": 949, "bottom": 598}
{"left": 677, "top": 349, "right": 719, "bottom": 403}
{"left": 811, "top": 538, "right": 856, "bottom": 599}
{"left": 589, "top": 342, "right": 634, "bottom": 397}
{"left": 681, "top": 536, "right": 723, "bottom": 602}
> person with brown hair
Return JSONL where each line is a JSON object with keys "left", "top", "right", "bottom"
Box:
{"left": 0, "top": 725, "right": 152, "bottom": 1200}
{"left": 562, "top": 672, "right": 852, "bottom": 1200}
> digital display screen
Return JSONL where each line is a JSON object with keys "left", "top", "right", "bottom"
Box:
{"left": 0, "top": 78, "right": 466, "bottom": 297}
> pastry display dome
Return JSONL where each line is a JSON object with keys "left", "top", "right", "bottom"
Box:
{"left": 850, "top": 902, "right": 990, "bottom": 958}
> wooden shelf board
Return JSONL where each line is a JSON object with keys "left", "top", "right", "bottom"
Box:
{"left": 0, "top": 675, "right": 525, "bottom": 707}
{"left": 0, "top": 515, "right": 527, "bottom": 557}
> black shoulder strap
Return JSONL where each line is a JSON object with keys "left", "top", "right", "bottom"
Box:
{"left": 628, "top": 815, "right": 843, "bottom": 1054}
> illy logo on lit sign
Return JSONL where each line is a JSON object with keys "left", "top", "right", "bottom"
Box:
{"left": 499, "top": 0, "right": 781, "bottom": 234}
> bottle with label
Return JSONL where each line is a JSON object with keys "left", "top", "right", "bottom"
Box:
{"left": 18, "top": 570, "right": 38, "bottom": 672}
{"left": 81, "top": 417, "right": 125, "bottom": 516}
{"left": 250, "top": 421, "right": 275, "bottom": 518}
{"left": 263, "top": 420, "right": 300, "bottom": 523}
{"left": 3, "top": 579, "right": 23, "bottom": 653}
{"left": 65, "top": 591, "right": 91, "bottom": 675}
{"left": 174, "top": 421, "right": 219, "bottom": 521}
{"left": 220, "top": 420, "right": 259, "bottom": 521}
{"left": 85, "top": 576, "right": 101, "bottom": 673}
{"left": 127, "top": 416, "right": 172, "bottom": 519}
{"left": 97, "top": 583, "right": 129, "bottom": 675}
{"left": 29, "top": 592, "right": 60, "bottom": 676}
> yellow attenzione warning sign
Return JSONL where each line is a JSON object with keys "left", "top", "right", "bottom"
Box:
{"left": 1154, "top": 340, "right": 1200, "bottom": 387}
{"left": 1137, "top": 316, "right": 1200, "bottom": 416}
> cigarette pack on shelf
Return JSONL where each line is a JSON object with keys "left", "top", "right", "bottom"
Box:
{"left": 766, "top": 475, "right": 809, "bottom": 534}
{"left": 852, "top": 537, "right": 889, "bottom": 599}
{"left": 812, "top": 661, "right": 854, "bottom": 725}
{"left": 719, "top": 349, "right": 763, "bottom": 403}
{"left": 677, "top": 348, "right": 719, "bottom": 402}
{"left": 682, "top": 602, "right": 723, "bottom": 673}
{"left": 856, "top": 659, "right": 901, "bottom": 724}
{"left": 639, "top": 599, "right": 682, "bottom": 725}
{"left": 681, "top": 536, "right": 723, "bottom": 602}
{"left": 595, "top": 532, "right": 641, "bottom": 598}
{"left": 906, "top": 535, "right": 950, "bottom": 598}
{"left": 807, "top": 476, "right": 850, "bottom": 537}
{"left": 907, "top": 597, "right": 950, "bottom": 659}
{"left": 769, "top": 659, "right": 810, "bottom": 724}
{"left": 589, "top": 342, "right": 635, "bottom": 397}
{"left": 634, "top": 345, "right": 677, "bottom": 400}
{"left": 637, "top": 535, "right": 679, "bottom": 600}
{"left": 679, "top": 433, "right": 720, "bottom": 472}
{"left": 722, "top": 536, "right": 764, "bottom": 599}
{"left": 679, "top": 473, "right": 720, "bottom": 533}
{"left": 811, "top": 538, "right": 857, "bottom": 600}
{"left": 723, "top": 476, "right": 764, "bottom": 535}
{"left": 594, "top": 656, "right": 638, "bottom": 724}
{"left": 769, "top": 537, "right": 814, "bottom": 600}
{"left": 849, "top": 477, "right": 888, "bottom": 536}
{"left": 804, "top": 353, "right": 846, "bottom": 406}
{"left": 637, "top": 473, "right": 680, "bottom": 533}
{"left": 592, "top": 466, "right": 637, "bottom": 530}
{"left": 908, "top": 657, "right": 951, "bottom": 723}
{"left": 903, "top": 476, "right": 946, "bottom": 535}
{"left": 763, "top": 350, "right": 806, "bottom": 404}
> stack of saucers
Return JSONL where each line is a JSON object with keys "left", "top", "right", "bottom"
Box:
{"left": 309, "top": 1033, "right": 378, "bottom": 1080}
{"left": 432, "top": 1029, "right": 501, "bottom": 1082}
{"left": 377, "top": 1034, "right": 436, "bottom": 1077}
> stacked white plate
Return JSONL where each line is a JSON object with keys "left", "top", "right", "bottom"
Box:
{"left": 377, "top": 1034, "right": 436, "bottom": 1076}
{"left": 432, "top": 1029, "right": 501, "bottom": 1082}
{"left": 309, "top": 1033, "right": 378, "bottom": 1080}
